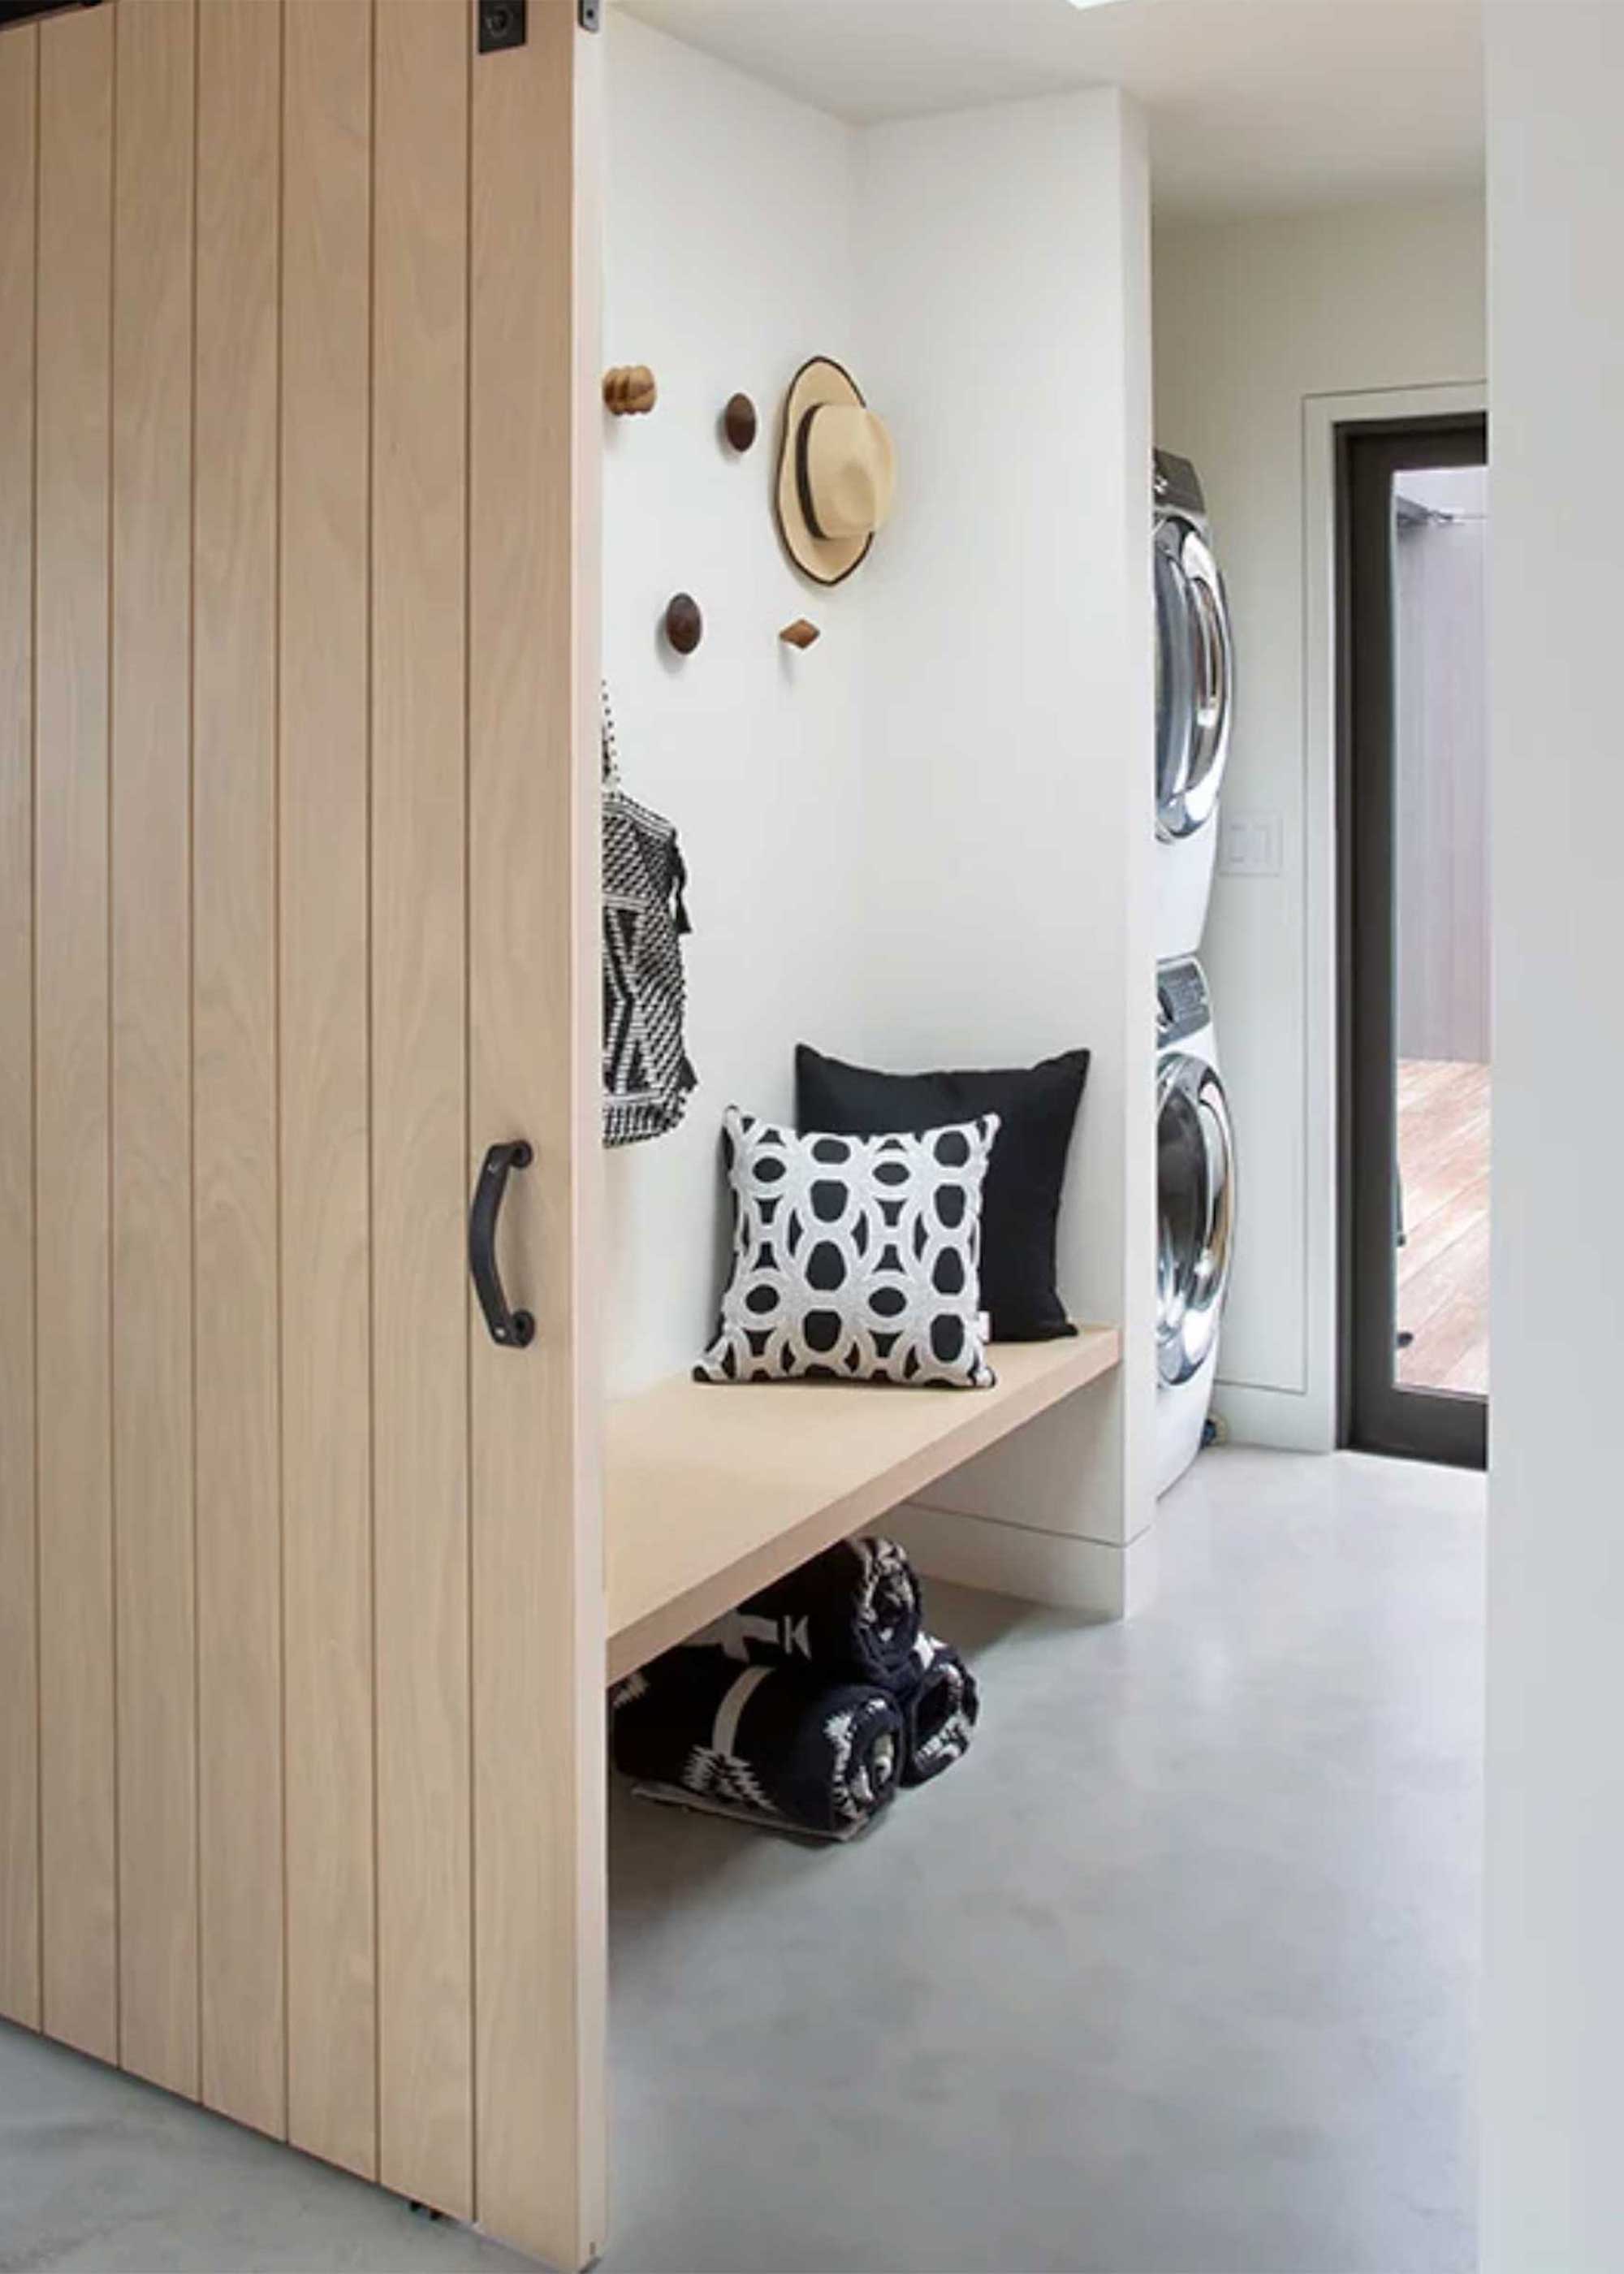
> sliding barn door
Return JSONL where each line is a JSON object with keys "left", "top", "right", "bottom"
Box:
{"left": 0, "top": 3, "right": 604, "bottom": 2264}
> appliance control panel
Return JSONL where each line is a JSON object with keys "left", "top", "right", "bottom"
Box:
{"left": 1217, "top": 812, "right": 1284, "bottom": 878}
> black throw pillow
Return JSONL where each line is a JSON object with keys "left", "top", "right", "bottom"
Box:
{"left": 796, "top": 1044, "right": 1090, "bottom": 1342}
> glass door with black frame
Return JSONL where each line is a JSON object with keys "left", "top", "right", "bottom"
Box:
{"left": 1341, "top": 417, "right": 1488, "bottom": 1470}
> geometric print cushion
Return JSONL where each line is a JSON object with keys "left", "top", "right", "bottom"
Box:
{"left": 695, "top": 1107, "right": 1000, "bottom": 1390}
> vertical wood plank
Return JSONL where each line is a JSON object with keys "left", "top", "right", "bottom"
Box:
{"left": 371, "top": 0, "right": 473, "bottom": 2213}
{"left": 33, "top": 0, "right": 117, "bottom": 2066}
{"left": 279, "top": 0, "right": 376, "bottom": 2181}
{"left": 470, "top": 9, "right": 606, "bottom": 2263}
{"left": 110, "top": 0, "right": 198, "bottom": 2099}
{"left": 193, "top": 0, "right": 286, "bottom": 2138}
{"left": 0, "top": 19, "right": 40, "bottom": 2035}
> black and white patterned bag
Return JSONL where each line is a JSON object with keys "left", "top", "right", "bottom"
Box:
{"left": 602, "top": 692, "right": 696, "bottom": 1148}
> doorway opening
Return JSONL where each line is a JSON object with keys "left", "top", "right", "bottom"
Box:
{"left": 1339, "top": 413, "right": 1489, "bottom": 1469}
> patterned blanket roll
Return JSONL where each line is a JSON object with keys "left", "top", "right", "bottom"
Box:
{"left": 689, "top": 1535, "right": 922, "bottom": 1688}
{"left": 611, "top": 1649, "right": 904, "bottom": 1839}
{"left": 894, "top": 1633, "right": 979, "bottom": 1786}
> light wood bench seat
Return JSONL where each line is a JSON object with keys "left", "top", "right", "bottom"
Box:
{"left": 604, "top": 1329, "right": 1122, "bottom": 1683}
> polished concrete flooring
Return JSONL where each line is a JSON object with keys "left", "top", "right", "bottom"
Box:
{"left": 0, "top": 1447, "right": 1483, "bottom": 2274}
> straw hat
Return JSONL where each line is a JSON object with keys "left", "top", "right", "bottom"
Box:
{"left": 775, "top": 357, "right": 896, "bottom": 587}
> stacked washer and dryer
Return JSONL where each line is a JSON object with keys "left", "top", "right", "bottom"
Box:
{"left": 1153, "top": 452, "right": 1237, "bottom": 1495}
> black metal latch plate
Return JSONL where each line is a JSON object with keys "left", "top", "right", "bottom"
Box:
{"left": 477, "top": 0, "right": 525, "bottom": 53}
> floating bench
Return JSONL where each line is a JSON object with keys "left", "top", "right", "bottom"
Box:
{"left": 605, "top": 1328, "right": 1122, "bottom": 1684}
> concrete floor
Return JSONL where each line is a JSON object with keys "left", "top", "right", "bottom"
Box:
{"left": 0, "top": 1447, "right": 1483, "bottom": 2274}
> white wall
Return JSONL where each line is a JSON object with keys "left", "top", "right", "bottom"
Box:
{"left": 604, "top": 25, "right": 1155, "bottom": 1610}
{"left": 602, "top": 15, "right": 870, "bottom": 1391}
{"left": 1152, "top": 197, "right": 1485, "bottom": 1447}
{"left": 1482, "top": 10, "right": 1624, "bottom": 2268}
{"left": 857, "top": 91, "right": 1156, "bottom": 1606}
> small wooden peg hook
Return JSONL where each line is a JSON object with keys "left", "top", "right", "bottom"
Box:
{"left": 722, "top": 392, "right": 758, "bottom": 452}
{"left": 780, "top": 618, "right": 820, "bottom": 650}
{"left": 664, "top": 593, "right": 703, "bottom": 655}
{"left": 603, "top": 365, "right": 658, "bottom": 416}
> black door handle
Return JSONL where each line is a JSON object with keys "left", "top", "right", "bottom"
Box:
{"left": 469, "top": 1140, "right": 535, "bottom": 1349}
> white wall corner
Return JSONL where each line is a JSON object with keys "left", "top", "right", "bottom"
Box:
{"left": 892, "top": 1497, "right": 1157, "bottom": 1623}
{"left": 853, "top": 85, "right": 1156, "bottom": 1607}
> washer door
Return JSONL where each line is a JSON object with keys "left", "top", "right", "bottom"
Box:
{"left": 1154, "top": 516, "right": 1234, "bottom": 844}
{"left": 1156, "top": 1051, "right": 1236, "bottom": 1387}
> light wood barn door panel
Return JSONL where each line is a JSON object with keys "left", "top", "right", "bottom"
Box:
{"left": 0, "top": 18, "right": 40, "bottom": 2035}
{"left": 34, "top": 0, "right": 117, "bottom": 2066}
{"left": 279, "top": 0, "right": 377, "bottom": 2181}
{"left": 5, "top": 0, "right": 603, "bottom": 2256}
{"left": 111, "top": 0, "right": 199, "bottom": 2101}
{"left": 470, "top": 7, "right": 606, "bottom": 2264}
{"left": 193, "top": 0, "right": 285, "bottom": 2138}
{"left": 372, "top": 0, "right": 473, "bottom": 2217}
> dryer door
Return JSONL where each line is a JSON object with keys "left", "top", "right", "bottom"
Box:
{"left": 1154, "top": 517, "right": 1235, "bottom": 843}
{"left": 1156, "top": 1051, "right": 1236, "bottom": 1386}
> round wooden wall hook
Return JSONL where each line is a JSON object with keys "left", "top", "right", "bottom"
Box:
{"left": 664, "top": 593, "right": 703, "bottom": 655}
{"left": 722, "top": 392, "right": 758, "bottom": 452}
{"left": 603, "top": 364, "right": 658, "bottom": 416}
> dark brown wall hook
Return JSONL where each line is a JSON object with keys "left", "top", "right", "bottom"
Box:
{"left": 664, "top": 593, "right": 703, "bottom": 655}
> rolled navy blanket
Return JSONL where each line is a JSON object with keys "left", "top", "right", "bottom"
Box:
{"left": 689, "top": 1535, "right": 922, "bottom": 1688}
{"left": 610, "top": 1648, "right": 904, "bottom": 1840}
{"left": 895, "top": 1633, "right": 979, "bottom": 1786}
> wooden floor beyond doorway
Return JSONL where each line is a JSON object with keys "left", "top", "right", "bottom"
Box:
{"left": 1396, "top": 1060, "right": 1490, "bottom": 1395}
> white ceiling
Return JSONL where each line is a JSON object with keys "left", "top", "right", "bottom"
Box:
{"left": 616, "top": 0, "right": 1484, "bottom": 221}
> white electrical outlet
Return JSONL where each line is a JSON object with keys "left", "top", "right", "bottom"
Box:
{"left": 1217, "top": 813, "right": 1284, "bottom": 878}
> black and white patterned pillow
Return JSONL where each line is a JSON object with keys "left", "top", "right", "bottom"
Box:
{"left": 696, "top": 1108, "right": 1000, "bottom": 1390}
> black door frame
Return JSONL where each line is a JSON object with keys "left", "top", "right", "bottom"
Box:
{"left": 1337, "top": 413, "right": 1488, "bottom": 1470}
